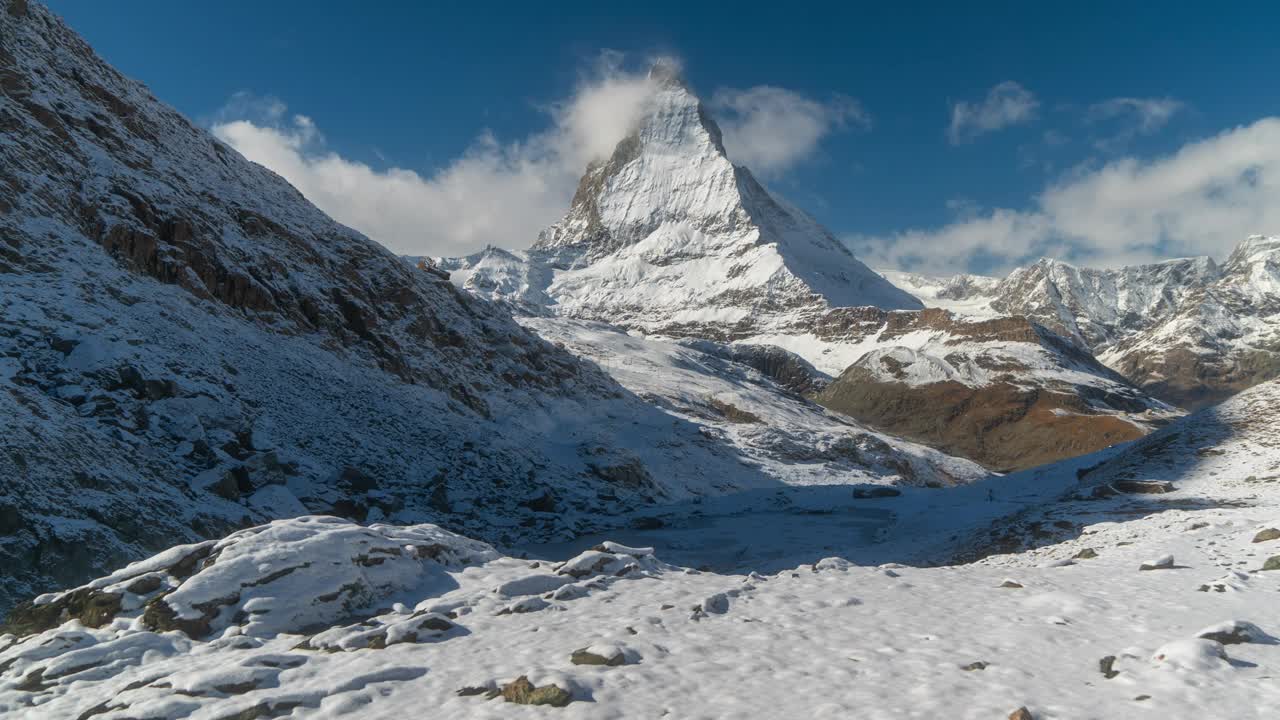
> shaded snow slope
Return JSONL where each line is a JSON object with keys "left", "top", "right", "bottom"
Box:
{"left": 4, "top": 383, "right": 1279, "bottom": 719}
{"left": 523, "top": 317, "right": 986, "bottom": 488}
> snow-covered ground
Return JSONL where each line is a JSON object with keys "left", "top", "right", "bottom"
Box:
{"left": 522, "top": 317, "right": 986, "bottom": 488}
{"left": 4, "top": 381, "right": 1278, "bottom": 719}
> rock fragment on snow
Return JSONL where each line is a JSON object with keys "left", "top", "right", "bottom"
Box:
{"left": 1196, "top": 620, "right": 1271, "bottom": 645}
{"left": 1009, "top": 707, "right": 1034, "bottom": 720}
{"left": 1099, "top": 655, "right": 1119, "bottom": 679}
{"left": 499, "top": 676, "right": 572, "bottom": 707}
{"left": 1261, "top": 556, "right": 1280, "bottom": 571}
{"left": 1073, "top": 548, "right": 1098, "bottom": 560}
{"left": 999, "top": 580, "right": 1024, "bottom": 589}
{"left": 1252, "top": 528, "right": 1280, "bottom": 543}
{"left": 1139, "top": 554, "right": 1175, "bottom": 571}
{"left": 571, "top": 643, "right": 630, "bottom": 666}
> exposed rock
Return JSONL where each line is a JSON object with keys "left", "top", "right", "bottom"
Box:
{"left": 1252, "top": 528, "right": 1280, "bottom": 543}
{"left": 1261, "top": 556, "right": 1280, "bottom": 571}
{"left": 571, "top": 646, "right": 627, "bottom": 666}
{"left": 1196, "top": 620, "right": 1271, "bottom": 645}
{"left": 1073, "top": 548, "right": 1099, "bottom": 560}
{"left": 1009, "top": 708, "right": 1034, "bottom": 720}
{"left": 0, "top": 588, "right": 122, "bottom": 636}
{"left": 499, "top": 676, "right": 572, "bottom": 707}
{"left": 852, "top": 486, "right": 902, "bottom": 499}
{"left": 960, "top": 661, "right": 988, "bottom": 671}
{"left": 1099, "top": 655, "right": 1119, "bottom": 679}
{"left": 1114, "top": 480, "right": 1175, "bottom": 494}
{"left": 1139, "top": 555, "right": 1176, "bottom": 571}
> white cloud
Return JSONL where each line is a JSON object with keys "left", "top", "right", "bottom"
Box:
{"left": 852, "top": 117, "right": 1280, "bottom": 274}
{"left": 711, "top": 87, "right": 869, "bottom": 176}
{"left": 212, "top": 54, "right": 661, "bottom": 257}
{"left": 948, "top": 81, "right": 1039, "bottom": 145}
{"left": 1088, "top": 97, "right": 1184, "bottom": 134}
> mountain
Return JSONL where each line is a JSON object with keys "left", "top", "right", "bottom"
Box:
{"left": 0, "top": 2, "right": 988, "bottom": 615}
{"left": 432, "top": 66, "right": 1174, "bottom": 471}
{"left": 810, "top": 309, "right": 1175, "bottom": 471}
{"left": 430, "top": 62, "right": 920, "bottom": 340}
{"left": 891, "top": 238, "right": 1280, "bottom": 410}
{"left": 5, "top": 381, "right": 1277, "bottom": 718}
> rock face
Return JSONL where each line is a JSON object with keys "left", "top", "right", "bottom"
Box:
{"left": 0, "top": 2, "right": 862, "bottom": 614}
{"left": 811, "top": 310, "right": 1172, "bottom": 470}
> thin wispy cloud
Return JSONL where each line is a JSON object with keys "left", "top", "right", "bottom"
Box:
{"left": 711, "top": 87, "right": 869, "bottom": 176}
{"left": 851, "top": 117, "right": 1280, "bottom": 274}
{"left": 1088, "top": 97, "right": 1184, "bottom": 134}
{"left": 948, "top": 81, "right": 1039, "bottom": 145}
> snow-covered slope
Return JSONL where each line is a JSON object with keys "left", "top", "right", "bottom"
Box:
{"left": 523, "top": 317, "right": 986, "bottom": 488}
{"left": 0, "top": 2, "right": 971, "bottom": 616}
{"left": 878, "top": 269, "right": 1001, "bottom": 317}
{"left": 5, "top": 382, "right": 1278, "bottom": 719}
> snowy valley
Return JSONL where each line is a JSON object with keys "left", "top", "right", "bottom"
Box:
{"left": 3, "top": 1, "right": 1280, "bottom": 719}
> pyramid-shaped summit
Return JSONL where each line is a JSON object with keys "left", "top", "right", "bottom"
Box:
{"left": 523, "top": 62, "right": 921, "bottom": 338}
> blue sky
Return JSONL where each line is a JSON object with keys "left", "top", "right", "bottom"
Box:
{"left": 47, "top": 1, "right": 1280, "bottom": 273}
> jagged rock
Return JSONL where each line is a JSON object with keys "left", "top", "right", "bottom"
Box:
{"left": 960, "top": 661, "right": 988, "bottom": 671}
{"left": 0, "top": 588, "right": 122, "bottom": 636}
{"left": 1009, "top": 708, "right": 1034, "bottom": 720}
{"left": 499, "top": 676, "right": 572, "bottom": 707}
{"left": 1073, "top": 548, "right": 1099, "bottom": 560}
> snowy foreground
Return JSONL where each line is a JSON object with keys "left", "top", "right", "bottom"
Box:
{"left": 3, "top": 382, "right": 1280, "bottom": 719}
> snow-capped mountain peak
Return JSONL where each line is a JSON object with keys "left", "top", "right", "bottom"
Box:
{"left": 494, "top": 63, "right": 922, "bottom": 337}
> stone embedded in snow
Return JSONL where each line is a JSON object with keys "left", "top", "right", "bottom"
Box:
{"left": 496, "top": 597, "right": 552, "bottom": 616}
{"left": 1139, "top": 554, "right": 1176, "bottom": 571}
{"left": 814, "top": 557, "right": 852, "bottom": 572}
{"left": 1195, "top": 620, "right": 1271, "bottom": 646}
{"left": 494, "top": 574, "right": 572, "bottom": 598}
{"left": 960, "top": 661, "right": 988, "bottom": 671}
{"left": 1000, "top": 580, "right": 1024, "bottom": 589}
{"left": 1261, "top": 556, "right": 1280, "bottom": 571}
{"left": 570, "top": 643, "right": 631, "bottom": 667}
{"left": 1253, "top": 528, "right": 1280, "bottom": 543}
{"left": 1113, "top": 480, "right": 1175, "bottom": 494}
{"left": 1151, "top": 639, "right": 1230, "bottom": 670}
{"left": 1009, "top": 707, "right": 1034, "bottom": 720}
{"left": 594, "top": 541, "right": 654, "bottom": 557}
{"left": 700, "top": 593, "right": 730, "bottom": 615}
{"left": 1073, "top": 548, "right": 1099, "bottom": 560}
{"left": 1099, "top": 655, "right": 1119, "bottom": 679}
{"left": 852, "top": 486, "right": 902, "bottom": 499}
